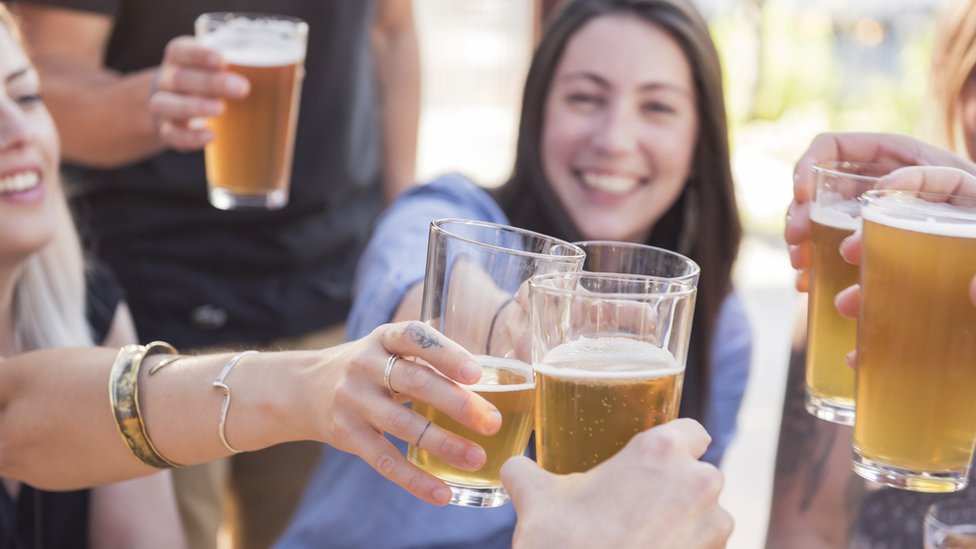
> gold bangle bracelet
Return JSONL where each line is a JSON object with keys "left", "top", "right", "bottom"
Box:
{"left": 109, "top": 341, "right": 184, "bottom": 468}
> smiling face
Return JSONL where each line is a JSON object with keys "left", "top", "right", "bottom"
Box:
{"left": 541, "top": 14, "right": 698, "bottom": 243}
{"left": 0, "top": 23, "right": 60, "bottom": 266}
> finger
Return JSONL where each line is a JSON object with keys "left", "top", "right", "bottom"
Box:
{"left": 788, "top": 242, "right": 810, "bottom": 271}
{"left": 878, "top": 165, "right": 976, "bottom": 199}
{"left": 835, "top": 284, "right": 860, "bottom": 319}
{"left": 349, "top": 427, "right": 454, "bottom": 506}
{"left": 794, "top": 270, "right": 809, "bottom": 293}
{"left": 845, "top": 350, "right": 858, "bottom": 369}
{"left": 372, "top": 399, "right": 487, "bottom": 471}
{"left": 158, "top": 65, "right": 250, "bottom": 99}
{"left": 384, "top": 354, "right": 501, "bottom": 436}
{"left": 839, "top": 230, "right": 862, "bottom": 266}
{"left": 500, "top": 455, "right": 554, "bottom": 510}
{"left": 150, "top": 90, "right": 224, "bottom": 123}
{"left": 162, "top": 36, "right": 225, "bottom": 70}
{"left": 784, "top": 201, "right": 812, "bottom": 246}
{"left": 695, "top": 506, "right": 735, "bottom": 549}
{"left": 381, "top": 321, "right": 481, "bottom": 384}
{"left": 635, "top": 417, "right": 712, "bottom": 460}
{"left": 157, "top": 120, "right": 213, "bottom": 152}
{"left": 971, "top": 276, "right": 976, "bottom": 307}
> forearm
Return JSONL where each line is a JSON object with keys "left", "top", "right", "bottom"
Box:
{"left": 34, "top": 57, "right": 163, "bottom": 167}
{"left": 0, "top": 347, "right": 314, "bottom": 489}
{"left": 374, "top": 16, "right": 420, "bottom": 202}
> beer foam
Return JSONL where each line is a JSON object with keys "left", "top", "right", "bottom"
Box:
{"left": 200, "top": 19, "right": 305, "bottom": 66}
{"left": 810, "top": 200, "right": 860, "bottom": 231}
{"left": 468, "top": 355, "right": 535, "bottom": 392}
{"left": 535, "top": 336, "right": 681, "bottom": 380}
{"left": 863, "top": 195, "right": 976, "bottom": 238}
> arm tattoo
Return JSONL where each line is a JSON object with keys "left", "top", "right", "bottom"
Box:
{"left": 404, "top": 323, "right": 441, "bottom": 349}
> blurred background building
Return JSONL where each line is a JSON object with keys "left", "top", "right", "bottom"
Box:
{"left": 412, "top": 0, "right": 947, "bottom": 547}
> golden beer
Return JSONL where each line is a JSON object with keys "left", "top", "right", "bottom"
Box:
{"left": 855, "top": 194, "right": 976, "bottom": 491}
{"left": 535, "top": 336, "right": 683, "bottom": 474}
{"left": 197, "top": 14, "right": 306, "bottom": 210}
{"left": 408, "top": 356, "right": 535, "bottom": 487}
{"left": 805, "top": 203, "right": 859, "bottom": 420}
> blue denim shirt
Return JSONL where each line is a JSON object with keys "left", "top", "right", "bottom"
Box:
{"left": 276, "top": 173, "right": 752, "bottom": 548}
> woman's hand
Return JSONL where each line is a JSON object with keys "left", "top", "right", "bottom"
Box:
{"left": 149, "top": 36, "right": 251, "bottom": 151}
{"left": 312, "top": 320, "right": 502, "bottom": 506}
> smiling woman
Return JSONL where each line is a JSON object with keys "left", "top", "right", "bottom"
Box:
{"left": 278, "top": 1, "right": 752, "bottom": 547}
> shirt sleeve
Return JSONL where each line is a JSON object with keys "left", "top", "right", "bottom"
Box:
{"left": 701, "top": 290, "right": 753, "bottom": 466}
{"left": 9, "top": 0, "right": 119, "bottom": 16}
{"left": 346, "top": 173, "right": 508, "bottom": 340}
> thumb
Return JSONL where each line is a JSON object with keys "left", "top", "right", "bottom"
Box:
{"left": 501, "top": 456, "right": 553, "bottom": 511}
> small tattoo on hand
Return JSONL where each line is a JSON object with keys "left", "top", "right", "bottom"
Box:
{"left": 405, "top": 324, "right": 440, "bottom": 349}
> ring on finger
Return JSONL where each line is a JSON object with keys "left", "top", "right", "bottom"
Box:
{"left": 384, "top": 353, "right": 402, "bottom": 397}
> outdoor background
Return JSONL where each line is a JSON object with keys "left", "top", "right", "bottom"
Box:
{"left": 412, "top": 1, "right": 948, "bottom": 547}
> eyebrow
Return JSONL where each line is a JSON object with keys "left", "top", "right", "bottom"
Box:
{"left": 559, "top": 71, "right": 692, "bottom": 97}
{"left": 6, "top": 66, "right": 31, "bottom": 84}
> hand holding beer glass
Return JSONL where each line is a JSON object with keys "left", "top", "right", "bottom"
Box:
{"left": 195, "top": 13, "right": 307, "bottom": 210}
{"left": 529, "top": 272, "right": 696, "bottom": 474}
{"left": 804, "top": 162, "right": 888, "bottom": 425}
{"left": 408, "top": 219, "right": 584, "bottom": 507}
{"left": 853, "top": 188, "right": 976, "bottom": 492}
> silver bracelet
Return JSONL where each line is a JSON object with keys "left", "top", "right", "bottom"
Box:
{"left": 213, "top": 350, "right": 259, "bottom": 454}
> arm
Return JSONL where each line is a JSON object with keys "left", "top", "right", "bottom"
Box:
{"left": 372, "top": 0, "right": 420, "bottom": 202}
{"left": 765, "top": 306, "right": 864, "bottom": 549}
{"left": 0, "top": 321, "right": 500, "bottom": 506}
{"left": 88, "top": 303, "right": 186, "bottom": 549}
{"left": 502, "top": 419, "right": 732, "bottom": 549}
{"left": 11, "top": 4, "right": 163, "bottom": 167}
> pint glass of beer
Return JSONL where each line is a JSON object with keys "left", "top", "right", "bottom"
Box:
{"left": 574, "top": 241, "right": 700, "bottom": 286}
{"left": 853, "top": 190, "right": 976, "bottom": 493}
{"left": 529, "top": 272, "right": 696, "bottom": 474}
{"left": 805, "top": 162, "right": 887, "bottom": 424}
{"left": 408, "top": 219, "right": 584, "bottom": 507}
{"left": 196, "top": 13, "right": 307, "bottom": 210}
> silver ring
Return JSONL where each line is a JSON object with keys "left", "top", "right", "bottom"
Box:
{"left": 416, "top": 420, "right": 432, "bottom": 446}
{"left": 384, "top": 353, "right": 402, "bottom": 397}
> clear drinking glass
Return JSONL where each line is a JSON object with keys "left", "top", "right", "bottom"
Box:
{"left": 925, "top": 499, "right": 976, "bottom": 548}
{"left": 407, "top": 218, "right": 584, "bottom": 508}
{"left": 196, "top": 12, "right": 307, "bottom": 210}
{"left": 853, "top": 190, "right": 976, "bottom": 493}
{"left": 529, "top": 272, "right": 696, "bottom": 475}
{"left": 573, "top": 240, "right": 700, "bottom": 286}
{"left": 805, "top": 161, "right": 889, "bottom": 425}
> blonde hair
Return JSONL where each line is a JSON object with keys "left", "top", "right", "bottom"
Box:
{"left": 0, "top": 3, "right": 93, "bottom": 351}
{"left": 931, "top": 0, "right": 976, "bottom": 153}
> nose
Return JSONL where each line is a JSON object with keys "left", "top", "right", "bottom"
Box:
{"left": 0, "top": 99, "right": 32, "bottom": 150}
{"left": 591, "top": 99, "right": 639, "bottom": 155}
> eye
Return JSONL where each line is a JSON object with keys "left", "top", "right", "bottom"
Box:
{"left": 566, "top": 92, "right": 604, "bottom": 107}
{"left": 15, "top": 93, "right": 43, "bottom": 107}
{"left": 642, "top": 100, "right": 675, "bottom": 115}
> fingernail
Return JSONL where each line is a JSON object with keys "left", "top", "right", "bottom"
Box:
{"left": 432, "top": 486, "right": 451, "bottom": 505}
{"left": 225, "top": 76, "right": 248, "bottom": 96}
{"left": 204, "top": 100, "right": 222, "bottom": 116}
{"left": 460, "top": 360, "right": 482, "bottom": 384}
{"left": 465, "top": 446, "right": 486, "bottom": 468}
{"left": 485, "top": 409, "right": 502, "bottom": 434}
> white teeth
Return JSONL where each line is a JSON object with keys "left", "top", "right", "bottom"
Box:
{"left": 581, "top": 172, "right": 639, "bottom": 193}
{"left": 0, "top": 171, "right": 40, "bottom": 194}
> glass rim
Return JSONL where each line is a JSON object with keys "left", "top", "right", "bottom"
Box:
{"left": 811, "top": 161, "right": 897, "bottom": 183}
{"left": 430, "top": 218, "right": 585, "bottom": 262}
{"left": 862, "top": 189, "right": 976, "bottom": 223}
{"left": 528, "top": 271, "right": 697, "bottom": 298}
{"left": 926, "top": 499, "right": 976, "bottom": 521}
{"left": 196, "top": 12, "right": 309, "bottom": 30}
{"left": 572, "top": 240, "right": 701, "bottom": 276}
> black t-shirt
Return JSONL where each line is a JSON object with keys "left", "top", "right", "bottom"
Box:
{"left": 0, "top": 265, "right": 124, "bottom": 549}
{"left": 15, "top": 0, "right": 383, "bottom": 348}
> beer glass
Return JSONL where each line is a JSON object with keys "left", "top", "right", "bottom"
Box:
{"left": 196, "top": 13, "right": 307, "bottom": 210}
{"left": 529, "top": 272, "right": 696, "bottom": 474}
{"left": 574, "top": 240, "right": 700, "bottom": 286}
{"left": 853, "top": 190, "right": 976, "bottom": 493}
{"left": 925, "top": 499, "right": 976, "bottom": 549}
{"left": 805, "top": 162, "right": 887, "bottom": 425}
{"left": 408, "top": 219, "right": 584, "bottom": 507}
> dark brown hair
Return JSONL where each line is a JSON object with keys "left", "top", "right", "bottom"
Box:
{"left": 494, "top": 0, "right": 742, "bottom": 422}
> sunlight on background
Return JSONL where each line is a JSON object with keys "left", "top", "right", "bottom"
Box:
{"left": 412, "top": 1, "right": 946, "bottom": 546}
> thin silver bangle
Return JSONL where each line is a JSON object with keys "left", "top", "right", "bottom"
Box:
{"left": 213, "top": 350, "right": 259, "bottom": 454}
